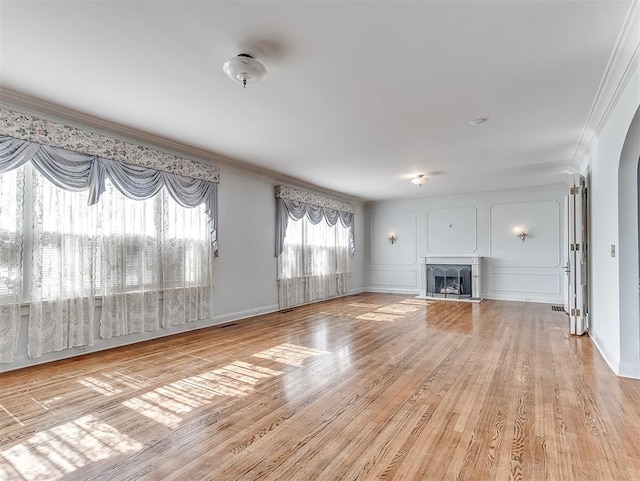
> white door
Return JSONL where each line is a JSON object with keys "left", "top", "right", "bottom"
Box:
{"left": 567, "top": 176, "right": 587, "bottom": 335}
{"left": 563, "top": 196, "right": 570, "bottom": 313}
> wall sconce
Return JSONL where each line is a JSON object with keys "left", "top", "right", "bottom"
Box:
{"left": 388, "top": 233, "right": 398, "bottom": 245}
{"left": 514, "top": 227, "right": 529, "bottom": 242}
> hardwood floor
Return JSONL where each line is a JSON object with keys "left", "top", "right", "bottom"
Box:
{"left": 1, "top": 294, "right": 640, "bottom": 480}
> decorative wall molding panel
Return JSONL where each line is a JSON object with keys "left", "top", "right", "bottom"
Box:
{"left": 487, "top": 272, "right": 561, "bottom": 295}
{"left": 427, "top": 206, "right": 477, "bottom": 254}
{"left": 369, "top": 269, "right": 417, "bottom": 288}
{"left": 364, "top": 186, "right": 567, "bottom": 304}
{"left": 369, "top": 210, "right": 417, "bottom": 266}
{"left": 489, "top": 200, "right": 560, "bottom": 268}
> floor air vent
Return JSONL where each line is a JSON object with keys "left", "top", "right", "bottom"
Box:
{"left": 551, "top": 305, "right": 565, "bottom": 312}
{"left": 219, "top": 323, "right": 237, "bottom": 328}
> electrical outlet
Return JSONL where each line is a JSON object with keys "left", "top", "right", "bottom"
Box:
{"left": 77, "top": 346, "right": 87, "bottom": 354}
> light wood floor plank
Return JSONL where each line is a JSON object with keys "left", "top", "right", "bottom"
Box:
{"left": 1, "top": 294, "right": 639, "bottom": 480}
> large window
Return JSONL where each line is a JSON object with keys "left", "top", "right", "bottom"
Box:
{"left": 0, "top": 121, "right": 218, "bottom": 364}
{"left": 277, "top": 215, "right": 350, "bottom": 309}
{"left": 1, "top": 164, "right": 211, "bottom": 301}
{"left": 0, "top": 166, "right": 22, "bottom": 300}
{"left": 0, "top": 163, "right": 213, "bottom": 361}
{"left": 279, "top": 216, "right": 350, "bottom": 279}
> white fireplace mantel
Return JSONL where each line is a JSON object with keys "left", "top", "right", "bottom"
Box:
{"left": 418, "top": 256, "right": 482, "bottom": 301}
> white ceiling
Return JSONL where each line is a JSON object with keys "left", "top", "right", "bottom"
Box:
{"left": 0, "top": 1, "right": 632, "bottom": 201}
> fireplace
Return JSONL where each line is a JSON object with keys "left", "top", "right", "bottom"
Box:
{"left": 418, "top": 256, "right": 482, "bottom": 301}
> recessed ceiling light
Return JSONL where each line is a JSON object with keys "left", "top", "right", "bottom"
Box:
{"left": 470, "top": 117, "right": 489, "bottom": 125}
{"left": 411, "top": 174, "right": 429, "bottom": 186}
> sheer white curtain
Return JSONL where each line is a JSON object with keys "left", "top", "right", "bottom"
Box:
{"left": 99, "top": 181, "right": 161, "bottom": 338}
{"left": 0, "top": 167, "right": 23, "bottom": 362}
{"left": 161, "top": 193, "right": 213, "bottom": 327}
{"left": 0, "top": 131, "right": 218, "bottom": 363}
{"left": 29, "top": 165, "right": 96, "bottom": 358}
{"left": 1, "top": 168, "right": 214, "bottom": 359}
{"left": 99, "top": 179, "right": 214, "bottom": 337}
{"left": 277, "top": 215, "right": 350, "bottom": 309}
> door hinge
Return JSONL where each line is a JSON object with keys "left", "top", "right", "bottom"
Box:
{"left": 570, "top": 243, "right": 581, "bottom": 251}
{"left": 570, "top": 186, "right": 580, "bottom": 195}
{"left": 571, "top": 308, "right": 581, "bottom": 317}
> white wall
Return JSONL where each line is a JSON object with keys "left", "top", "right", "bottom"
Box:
{"left": 365, "top": 186, "right": 567, "bottom": 303}
{"left": 589, "top": 66, "right": 640, "bottom": 376}
{"left": 3, "top": 170, "right": 366, "bottom": 372}
{"left": 213, "top": 172, "right": 279, "bottom": 322}
{"left": 213, "top": 170, "right": 367, "bottom": 321}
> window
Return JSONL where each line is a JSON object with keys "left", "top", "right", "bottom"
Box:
{"left": 0, "top": 162, "right": 213, "bottom": 360}
{"left": 277, "top": 215, "right": 350, "bottom": 309}
{"left": 0, "top": 166, "right": 22, "bottom": 299}
{"left": 2, "top": 165, "right": 212, "bottom": 302}
{"left": 279, "top": 216, "right": 350, "bottom": 279}
{"left": 0, "top": 128, "right": 218, "bottom": 363}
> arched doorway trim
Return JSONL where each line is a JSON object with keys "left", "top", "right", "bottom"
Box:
{"left": 618, "top": 104, "right": 640, "bottom": 377}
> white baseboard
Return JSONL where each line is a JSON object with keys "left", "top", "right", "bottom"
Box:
{"left": 482, "top": 292, "right": 564, "bottom": 304}
{"left": 212, "top": 304, "right": 279, "bottom": 324}
{"left": 364, "top": 287, "right": 563, "bottom": 304}
{"left": 365, "top": 286, "right": 420, "bottom": 295}
{"left": 588, "top": 330, "right": 621, "bottom": 376}
{"left": 618, "top": 360, "right": 640, "bottom": 380}
{"left": 2, "top": 303, "right": 281, "bottom": 373}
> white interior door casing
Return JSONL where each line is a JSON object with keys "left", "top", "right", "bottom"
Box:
{"left": 567, "top": 177, "right": 587, "bottom": 335}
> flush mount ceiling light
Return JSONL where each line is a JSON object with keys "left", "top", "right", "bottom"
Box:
{"left": 223, "top": 53, "right": 267, "bottom": 88}
{"left": 470, "top": 117, "right": 489, "bottom": 126}
{"left": 411, "top": 174, "right": 429, "bottom": 186}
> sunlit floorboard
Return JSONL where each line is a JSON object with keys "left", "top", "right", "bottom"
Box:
{"left": 1, "top": 294, "right": 640, "bottom": 480}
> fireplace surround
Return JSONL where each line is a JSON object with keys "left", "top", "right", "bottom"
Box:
{"left": 418, "top": 256, "right": 482, "bottom": 301}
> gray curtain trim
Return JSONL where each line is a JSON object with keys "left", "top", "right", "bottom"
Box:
{"left": 275, "top": 198, "right": 356, "bottom": 257}
{"left": 0, "top": 106, "right": 220, "bottom": 184}
{"left": 274, "top": 185, "right": 355, "bottom": 214}
{"left": 0, "top": 135, "right": 218, "bottom": 255}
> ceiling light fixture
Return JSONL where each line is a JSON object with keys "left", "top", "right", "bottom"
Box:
{"left": 223, "top": 53, "right": 267, "bottom": 88}
{"left": 470, "top": 117, "right": 489, "bottom": 125}
{"left": 411, "top": 174, "right": 429, "bottom": 186}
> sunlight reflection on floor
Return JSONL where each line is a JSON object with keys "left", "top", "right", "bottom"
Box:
{"left": 252, "top": 343, "right": 331, "bottom": 367}
{"left": 375, "top": 303, "right": 418, "bottom": 315}
{"left": 399, "top": 298, "right": 432, "bottom": 305}
{"left": 122, "top": 361, "right": 282, "bottom": 428}
{"left": 76, "top": 369, "right": 151, "bottom": 398}
{"left": 356, "top": 312, "right": 403, "bottom": 322}
{"left": 0, "top": 415, "right": 142, "bottom": 481}
{"left": 77, "top": 376, "right": 122, "bottom": 397}
{"left": 348, "top": 303, "right": 381, "bottom": 308}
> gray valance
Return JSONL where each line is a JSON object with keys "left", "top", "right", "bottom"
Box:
{"left": 0, "top": 106, "right": 220, "bottom": 183}
{"left": 275, "top": 185, "right": 355, "bottom": 256}
{"left": 0, "top": 135, "right": 219, "bottom": 255}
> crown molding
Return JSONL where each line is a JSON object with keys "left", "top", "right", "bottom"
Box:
{"left": 568, "top": 0, "right": 640, "bottom": 177}
{"left": 0, "top": 88, "right": 365, "bottom": 205}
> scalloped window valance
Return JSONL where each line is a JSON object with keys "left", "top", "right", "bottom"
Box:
{"left": 274, "top": 185, "right": 356, "bottom": 256}
{"left": 274, "top": 185, "right": 355, "bottom": 213}
{"left": 0, "top": 107, "right": 219, "bottom": 183}
{"left": 0, "top": 107, "right": 219, "bottom": 253}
